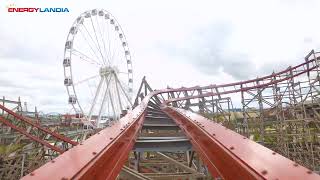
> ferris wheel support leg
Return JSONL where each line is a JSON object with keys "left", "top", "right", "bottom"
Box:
{"left": 88, "top": 76, "right": 104, "bottom": 121}
{"left": 109, "top": 90, "right": 117, "bottom": 121}
{"left": 97, "top": 76, "right": 112, "bottom": 126}
{"left": 115, "top": 77, "right": 123, "bottom": 111}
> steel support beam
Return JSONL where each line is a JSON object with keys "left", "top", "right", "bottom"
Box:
{"left": 0, "top": 116, "right": 64, "bottom": 153}
{"left": 162, "top": 106, "right": 320, "bottom": 180}
{"left": 0, "top": 104, "right": 77, "bottom": 146}
{"left": 119, "top": 166, "right": 152, "bottom": 180}
{"left": 156, "top": 152, "right": 199, "bottom": 174}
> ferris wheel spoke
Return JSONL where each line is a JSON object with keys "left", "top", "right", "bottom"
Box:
{"left": 109, "top": 21, "right": 117, "bottom": 66}
{"left": 90, "top": 16, "right": 109, "bottom": 65}
{"left": 95, "top": 15, "right": 111, "bottom": 65}
{"left": 78, "top": 26, "right": 105, "bottom": 65}
{"left": 72, "top": 48, "right": 102, "bottom": 66}
{"left": 110, "top": 46, "right": 118, "bottom": 67}
{"left": 105, "top": 18, "right": 113, "bottom": 67}
{"left": 102, "top": 17, "right": 112, "bottom": 65}
{"left": 74, "top": 74, "right": 99, "bottom": 86}
{"left": 110, "top": 31, "right": 120, "bottom": 66}
{"left": 118, "top": 71, "right": 129, "bottom": 75}
{"left": 80, "top": 23, "right": 106, "bottom": 65}
{"left": 87, "top": 81, "right": 95, "bottom": 97}
{"left": 114, "top": 74, "right": 133, "bottom": 106}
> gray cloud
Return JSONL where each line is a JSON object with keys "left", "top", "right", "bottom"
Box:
{"left": 2, "top": 0, "right": 320, "bottom": 113}
{"left": 0, "top": 36, "right": 59, "bottom": 65}
{"left": 0, "top": 78, "right": 26, "bottom": 88}
{"left": 159, "top": 23, "right": 257, "bottom": 80}
{"left": 158, "top": 21, "right": 320, "bottom": 81}
{"left": 0, "top": 57, "right": 68, "bottom": 112}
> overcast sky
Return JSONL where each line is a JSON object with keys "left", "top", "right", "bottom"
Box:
{"left": 1, "top": 0, "right": 320, "bottom": 113}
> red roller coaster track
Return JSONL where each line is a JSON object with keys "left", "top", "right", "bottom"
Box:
{"left": 0, "top": 104, "right": 78, "bottom": 153}
{"left": 17, "top": 53, "right": 320, "bottom": 179}
{"left": 165, "top": 54, "right": 319, "bottom": 104}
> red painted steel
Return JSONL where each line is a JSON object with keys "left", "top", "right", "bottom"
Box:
{"left": 0, "top": 116, "right": 64, "bottom": 153}
{"left": 0, "top": 104, "right": 77, "bottom": 146}
{"left": 165, "top": 59, "right": 318, "bottom": 104}
{"left": 20, "top": 57, "right": 320, "bottom": 179}
{"left": 163, "top": 106, "right": 320, "bottom": 180}
{"left": 201, "top": 58, "right": 317, "bottom": 89}
{"left": 151, "top": 57, "right": 318, "bottom": 94}
{"left": 21, "top": 94, "right": 151, "bottom": 180}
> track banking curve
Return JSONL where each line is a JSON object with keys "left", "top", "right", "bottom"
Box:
{"left": 21, "top": 54, "right": 320, "bottom": 179}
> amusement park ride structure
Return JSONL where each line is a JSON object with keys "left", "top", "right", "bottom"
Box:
{"left": 63, "top": 9, "right": 133, "bottom": 128}
{"left": 0, "top": 8, "right": 320, "bottom": 180}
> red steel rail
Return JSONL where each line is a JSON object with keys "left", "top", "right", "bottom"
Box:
{"left": 21, "top": 94, "right": 151, "bottom": 180}
{"left": 165, "top": 55, "right": 319, "bottom": 104}
{"left": 0, "top": 116, "right": 64, "bottom": 153}
{"left": 163, "top": 106, "right": 320, "bottom": 180}
{"left": 21, "top": 57, "right": 320, "bottom": 179}
{"left": 152, "top": 56, "right": 318, "bottom": 95}
{"left": 0, "top": 104, "right": 77, "bottom": 153}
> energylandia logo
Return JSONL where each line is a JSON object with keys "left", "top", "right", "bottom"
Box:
{"left": 6, "top": 4, "right": 69, "bottom": 13}
{"left": 8, "top": 8, "right": 69, "bottom": 12}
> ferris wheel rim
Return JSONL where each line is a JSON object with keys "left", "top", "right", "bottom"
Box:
{"left": 63, "top": 9, "right": 133, "bottom": 125}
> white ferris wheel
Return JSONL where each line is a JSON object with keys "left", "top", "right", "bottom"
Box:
{"left": 63, "top": 9, "right": 133, "bottom": 128}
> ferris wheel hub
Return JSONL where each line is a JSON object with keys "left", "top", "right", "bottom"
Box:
{"left": 99, "top": 66, "right": 118, "bottom": 77}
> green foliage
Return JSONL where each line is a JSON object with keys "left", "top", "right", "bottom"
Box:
{"left": 0, "top": 144, "right": 24, "bottom": 155}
